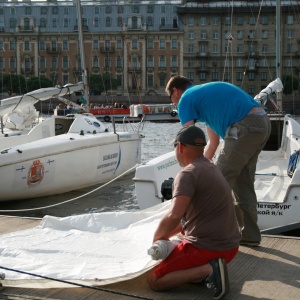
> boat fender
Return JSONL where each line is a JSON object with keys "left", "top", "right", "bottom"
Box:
{"left": 171, "top": 111, "right": 177, "bottom": 117}
{"left": 161, "top": 177, "right": 174, "bottom": 201}
{"left": 104, "top": 116, "right": 111, "bottom": 122}
{"left": 287, "top": 150, "right": 300, "bottom": 178}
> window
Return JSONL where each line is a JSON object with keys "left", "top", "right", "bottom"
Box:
{"left": 200, "top": 31, "right": 206, "bottom": 39}
{"left": 248, "top": 72, "right": 255, "bottom": 81}
{"left": 92, "top": 57, "right": 98, "bottom": 68}
{"left": 159, "top": 39, "right": 165, "bottom": 49}
{"left": 225, "top": 17, "right": 231, "bottom": 25}
{"left": 106, "top": 17, "right": 111, "bottom": 27}
{"left": 63, "top": 57, "right": 68, "bottom": 69}
{"left": 24, "top": 18, "right": 30, "bottom": 29}
{"left": 187, "top": 60, "right": 193, "bottom": 67}
{"left": 286, "top": 58, "right": 292, "bottom": 67}
{"left": 261, "top": 72, "right": 268, "bottom": 80}
{"left": 147, "top": 74, "right": 153, "bottom": 87}
{"left": 287, "top": 15, "right": 294, "bottom": 25}
{"left": 248, "top": 85, "right": 255, "bottom": 94}
{"left": 41, "top": 7, "right": 47, "bottom": 14}
{"left": 287, "top": 43, "right": 293, "bottom": 53}
{"left": 25, "top": 7, "right": 31, "bottom": 15}
{"left": 287, "top": 29, "right": 294, "bottom": 38}
{"left": 224, "top": 59, "right": 230, "bottom": 67}
{"left": 236, "top": 58, "right": 243, "bottom": 67}
{"left": 106, "top": 6, "right": 112, "bottom": 14}
{"left": 147, "top": 56, "right": 154, "bottom": 67}
{"left": 52, "top": 7, "right": 58, "bottom": 14}
{"left": 117, "top": 75, "right": 122, "bottom": 87}
{"left": 188, "top": 44, "right": 194, "bottom": 53}
{"left": 261, "top": 16, "right": 269, "bottom": 25}
{"left": 105, "top": 40, "right": 110, "bottom": 50}
{"left": 188, "top": 17, "right": 194, "bottom": 26}
{"left": 132, "top": 39, "right": 138, "bottom": 49}
{"left": 171, "top": 39, "right": 177, "bottom": 49}
{"left": 64, "top": 7, "right": 68, "bottom": 14}
{"left": 237, "top": 30, "right": 243, "bottom": 39}
{"left": 10, "top": 57, "right": 16, "bottom": 69}
{"left": 132, "top": 6, "right": 139, "bottom": 13}
{"left": 212, "top": 44, "right": 218, "bottom": 53}
{"left": 261, "top": 58, "right": 267, "bottom": 67}
{"left": 147, "top": 6, "right": 154, "bottom": 13}
{"left": 237, "top": 17, "right": 243, "bottom": 25}
{"left": 187, "top": 72, "right": 194, "bottom": 81}
{"left": 63, "top": 40, "right": 68, "bottom": 50}
{"left": 116, "top": 57, "right": 123, "bottom": 68}
{"left": 117, "top": 39, "right": 122, "bottom": 49}
{"left": 159, "top": 75, "right": 166, "bottom": 87}
{"left": 132, "top": 16, "right": 138, "bottom": 29}
{"left": 24, "top": 58, "right": 30, "bottom": 72}
{"left": 262, "top": 44, "right": 268, "bottom": 53}
{"left": 212, "top": 71, "right": 218, "bottom": 81}
{"left": 236, "top": 72, "right": 243, "bottom": 81}
{"left": 146, "top": 17, "right": 153, "bottom": 26}
{"left": 9, "top": 40, "right": 15, "bottom": 50}
{"left": 117, "top": 6, "right": 123, "bottom": 13}
{"left": 200, "top": 17, "right": 206, "bottom": 26}
{"left": 160, "top": 17, "right": 165, "bottom": 27}
{"left": 249, "top": 30, "right": 255, "bottom": 39}
{"left": 262, "top": 30, "right": 268, "bottom": 39}
{"left": 52, "top": 19, "right": 57, "bottom": 28}
{"left": 213, "top": 17, "right": 219, "bottom": 25}
{"left": 40, "top": 18, "right": 46, "bottom": 28}
{"left": 40, "top": 40, "right": 45, "bottom": 50}
{"left": 64, "top": 18, "right": 69, "bottom": 28}
{"left": 188, "top": 31, "right": 194, "bottom": 39}
{"left": 199, "top": 72, "right": 206, "bottom": 81}
{"left": 148, "top": 39, "right": 153, "bottom": 49}
{"left": 237, "top": 45, "right": 243, "bottom": 53}
{"left": 93, "top": 40, "right": 98, "bottom": 50}
{"left": 249, "top": 17, "right": 256, "bottom": 25}
{"left": 63, "top": 75, "right": 69, "bottom": 85}
{"left": 24, "top": 41, "right": 30, "bottom": 51}
{"left": 40, "top": 57, "right": 46, "bottom": 70}
{"left": 105, "top": 57, "right": 111, "bottom": 68}
{"left": 51, "top": 57, "right": 57, "bottom": 71}
{"left": 200, "top": 44, "right": 206, "bottom": 54}
{"left": 0, "top": 41, "right": 3, "bottom": 51}
{"left": 117, "top": 17, "right": 122, "bottom": 27}
{"left": 11, "top": 8, "right": 15, "bottom": 15}
{"left": 0, "top": 57, "right": 4, "bottom": 71}
{"left": 159, "top": 56, "right": 166, "bottom": 67}
{"left": 213, "top": 31, "right": 218, "bottom": 39}
{"left": 171, "top": 56, "right": 177, "bottom": 67}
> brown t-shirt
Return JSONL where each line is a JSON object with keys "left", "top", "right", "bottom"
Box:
{"left": 172, "top": 157, "right": 241, "bottom": 251}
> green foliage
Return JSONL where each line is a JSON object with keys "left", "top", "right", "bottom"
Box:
{"left": 282, "top": 75, "right": 299, "bottom": 95}
{"left": 0, "top": 74, "right": 27, "bottom": 95}
{"left": 88, "top": 74, "right": 118, "bottom": 95}
{"left": 26, "top": 77, "right": 53, "bottom": 92}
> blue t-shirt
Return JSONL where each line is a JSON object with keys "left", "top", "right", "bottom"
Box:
{"left": 178, "top": 82, "right": 260, "bottom": 139}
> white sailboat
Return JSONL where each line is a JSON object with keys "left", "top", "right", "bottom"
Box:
{"left": 0, "top": 1, "right": 142, "bottom": 202}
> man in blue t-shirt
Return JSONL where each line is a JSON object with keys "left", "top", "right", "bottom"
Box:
{"left": 166, "top": 76, "right": 271, "bottom": 246}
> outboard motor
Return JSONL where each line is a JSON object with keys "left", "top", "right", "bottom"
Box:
{"left": 161, "top": 177, "right": 174, "bottom": 202}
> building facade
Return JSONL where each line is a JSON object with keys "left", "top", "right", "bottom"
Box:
{"left": 0, "top": 0, "right": 299, "bottom": 100}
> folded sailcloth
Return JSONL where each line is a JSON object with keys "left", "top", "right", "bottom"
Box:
{"left": 147, "top": 240, "right": 179, "bottom": 260}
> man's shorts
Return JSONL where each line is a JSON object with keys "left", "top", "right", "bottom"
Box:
{"left": 154, "top": 239, "right": 239, "bottom": 278}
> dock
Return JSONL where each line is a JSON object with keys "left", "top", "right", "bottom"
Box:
{"left": 0, "top": 215, "right": 299, "bottom": 300}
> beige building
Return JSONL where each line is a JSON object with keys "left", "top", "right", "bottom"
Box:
{"left": 0, "top": 0, "right": 299, "bottom": 109}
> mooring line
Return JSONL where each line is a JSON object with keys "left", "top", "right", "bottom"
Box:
{"left": 0, "top": 266, "right": 155, "bottom": 300}
{"left": 0, "top": 164, "right": 141, "bottom": 213}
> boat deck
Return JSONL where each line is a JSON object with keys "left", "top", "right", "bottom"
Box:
{"left": 0, "top": 215, "right": 299, "bottom": 300}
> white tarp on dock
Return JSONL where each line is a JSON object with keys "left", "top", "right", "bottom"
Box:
{"left": 0, "top": 202, "right": 171, "bottom": 288}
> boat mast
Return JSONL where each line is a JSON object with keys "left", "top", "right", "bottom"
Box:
{"left": 75, "top": 0, "right": 89, "bottom": 111}
{"left": 276, "top": 0, "right": 282, "bottom": 111}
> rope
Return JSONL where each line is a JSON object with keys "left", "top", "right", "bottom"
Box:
{"left": 0, "top": 266, "right": 154, "bottom": 300}
{"left": 0, "top": 164, "right": 140, "bottom": 213}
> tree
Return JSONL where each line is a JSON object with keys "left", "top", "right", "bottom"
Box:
{"left": 282, "top": 75, "right": 299, "bottom": 95}
{"left": 26, "top": 77, "right": 53, "bottom": 92}
{"left": 0, "top": 74, "right": 27, "bottom": 95}
{"left": 88, "top": 74, "right": 118, "bottom": 95}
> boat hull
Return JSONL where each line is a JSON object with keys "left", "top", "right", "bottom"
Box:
{"left": 134, "top": 114, "right": 300, "bottom": 232}
{"left": 0, "top": 116, "right": 141, "bottom": 202}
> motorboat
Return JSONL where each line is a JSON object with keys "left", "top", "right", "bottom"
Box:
{"left": 134, "top": 79, "right": 300, "bottom": 233}
{"left": 0, "top": 113, "right": 142, "bottom": 202}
